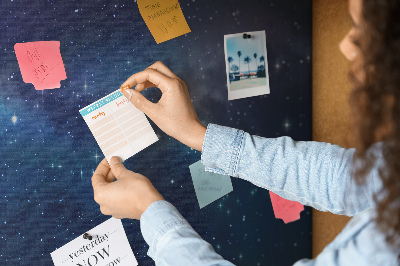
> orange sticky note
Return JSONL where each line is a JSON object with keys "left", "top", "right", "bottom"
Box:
{"left": 137, "top": 0, "right": 191, "bottom": 44}
{"left": 14, "top": 41, "right": 67, "bottom": 90}
{"left": 269, "top": 191, "right": 304, "bottom": 224}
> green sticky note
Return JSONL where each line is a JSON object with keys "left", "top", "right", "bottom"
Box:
{"left": 189, "top": 160, "right": 233, "bottom": 209}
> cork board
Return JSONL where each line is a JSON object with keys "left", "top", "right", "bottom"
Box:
{"left": 312, "top": 0, "right": 353, "bottom": 257}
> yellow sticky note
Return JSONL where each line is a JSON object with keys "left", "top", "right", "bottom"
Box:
{"left": 137, "top": 0, "right": 191, "bottom": 44}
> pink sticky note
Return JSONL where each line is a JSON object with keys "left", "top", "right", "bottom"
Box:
{"left": 269, "top": 191, "right": 304, "bottom": 224}
{"left": 14, "top": 41, "right": 67, "bottom": 90}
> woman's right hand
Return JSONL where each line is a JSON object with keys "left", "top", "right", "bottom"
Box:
{"left": 120, "top": 61, "right": 207, "bottom": 151}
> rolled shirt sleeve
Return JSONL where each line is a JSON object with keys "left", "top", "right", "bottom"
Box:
{"left": 140, "top": 200, "right": 235, "bottom": 266}
{"left": 201, "top": 124, "right": 383, "bottom": 216}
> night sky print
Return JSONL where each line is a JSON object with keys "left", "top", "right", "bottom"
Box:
{"left": 0, "top": 0, "right": 312, "bottom": 265}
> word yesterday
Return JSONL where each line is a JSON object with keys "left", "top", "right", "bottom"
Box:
{"left": 69, "top": 233, "right": 109, "bottom": 260}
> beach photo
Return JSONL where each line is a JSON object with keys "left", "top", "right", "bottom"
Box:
{"left": 224, "top": 30, "right": 270, "bottom": 100}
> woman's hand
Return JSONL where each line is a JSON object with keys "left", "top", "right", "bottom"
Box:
{"left": 120, "top": 61, "right": 207, "bottom": 152}
{"left": 91, "top": 157, "right": 164, "bottom": 220}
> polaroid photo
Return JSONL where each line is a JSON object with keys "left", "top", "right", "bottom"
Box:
{"left": 224, "top": 30, "right": 270, "bottom": 100}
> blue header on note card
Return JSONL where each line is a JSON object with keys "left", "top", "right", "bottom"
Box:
{"left": 80, "top": 90, "right": 123, "bottom": 116}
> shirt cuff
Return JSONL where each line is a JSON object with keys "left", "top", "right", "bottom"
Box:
{"left": 201, "top": 123, "right": 245, "bottom": 176}
{"left": 140, "top": 200, "right": 192, "bottom": 259}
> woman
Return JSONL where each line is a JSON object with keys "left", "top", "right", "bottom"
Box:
{"left": 91, "top": 0, "right": 400, "bottom": 264}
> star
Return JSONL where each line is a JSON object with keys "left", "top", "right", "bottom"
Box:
{"left": 84, "top": 80, "right": 88, "bottom": 94}
{"left": 11, "top": 115, "right": 17, "bottom": 125}
{"left": 94, "top": 151, "right": 100, "bottom": 163}
{"left": 284, "top": 120, "right": 291, "bottom": 130}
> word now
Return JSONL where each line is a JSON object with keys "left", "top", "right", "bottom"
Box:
{"left": 76, "top": 245, "right": 113, "bottom": 266}
{"left": 159, "top": 15, "right": 178, "bottom": 34}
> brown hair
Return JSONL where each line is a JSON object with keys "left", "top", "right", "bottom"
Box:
{"left": 349, "top": 0, "right": 400, "bottom": 252}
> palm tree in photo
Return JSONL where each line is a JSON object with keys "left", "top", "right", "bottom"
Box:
{"left": 260, "top": 55, "right": 266, "bottom": 75}
{"left": 237, "top": 51, "right": 242, "bottom": 77}
{"left": 227, "top": 56, "right": 234, "bottom": 73}
{"left": 253, "top": 53, "right": 258, "bottom": 74}
{"left": 244, "top": 56, "right": 251, "bottom": 78}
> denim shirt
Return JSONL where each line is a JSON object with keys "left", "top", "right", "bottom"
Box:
{"left": 140, "top": 124, "right": 399, "bottom": 265}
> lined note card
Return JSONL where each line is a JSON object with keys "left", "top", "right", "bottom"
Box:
{"left": 80, "top": 90, "right": 158, "bottom": 162}
{"left": 51, "top": 218, "right": 137, "bottom": 266}
{"left": 14, "top": 41, "right": 67, "bottom": 90}
{"left": 137, "top": 0, "right": 191, "bottom": 44}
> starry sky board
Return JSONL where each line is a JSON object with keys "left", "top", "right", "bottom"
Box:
{"left": 0, "top": 0, "right": 311, "bottom": 265}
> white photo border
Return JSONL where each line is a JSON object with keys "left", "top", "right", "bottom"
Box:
{"left": 224, "top": 30, "right": 270, "bottom": 100}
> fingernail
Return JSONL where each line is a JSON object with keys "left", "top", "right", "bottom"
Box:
{"left": 110, "top": 156, "right": 122, "bottom": 165}
{"left": 120, "top": 85, "right": 130, "bottom": 92}
{"left": 123, "top": 89, "right": 133, "bottom": 100}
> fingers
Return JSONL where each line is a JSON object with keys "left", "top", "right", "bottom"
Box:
{"left": 121, "top": 62, "right": 179, "bottom": 92}
{"left": 135, "top": 81, "right": 156, "bottom": 92}
{"left": 122, "top": 88, "right": 157, "bottom": 115}
{"left": 147, "top": 61, "right": 178, "bottom": 79}
{"left": 121, "top": 68, "right": 172, "bottom": 94}
{"left": 109, "top": 156, "right": 130, "bottom": 179}
{"left": 91, "top": 158, "right": 111, "bottom": 189}
{"left": 105, "top": 169, "right": 116, "bottom": 183}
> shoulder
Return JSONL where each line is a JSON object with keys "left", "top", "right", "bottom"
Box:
{"left": 325, "top": 209, "right": 399, "bottom": 265}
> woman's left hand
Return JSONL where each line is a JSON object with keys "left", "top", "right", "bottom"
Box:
{"left": 91, "top": 157, "right": 164, "bottom": 220}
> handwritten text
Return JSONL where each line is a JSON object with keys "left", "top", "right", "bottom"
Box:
{"left": 92, "top": 112, "right": 105, "bottom": 120}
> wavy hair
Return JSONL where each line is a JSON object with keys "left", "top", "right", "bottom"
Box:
{"left": 349, "top": 0, "right": 400, "bottom": 252}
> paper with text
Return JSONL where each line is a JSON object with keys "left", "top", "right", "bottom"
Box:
{"left": 189, "top": 160, "right": 233, "bottom": 209}
{"left": 14, "top": 41, "right": 67, "bottom": 90}
{"left": 137, "top": 0, "right": 191, "bottom": 44}
{"left": 51, "top": 218, "right": 137, "bottom": 266}
{"left": 80, "top": 90, "right": 158, "bottom": 162}
{"left": 269, "top": 191, "right": 304, "bottom": 224}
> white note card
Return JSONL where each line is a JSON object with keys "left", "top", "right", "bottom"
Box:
{"left": 51, "top": 218, "right": 137, "bottom": 266}
{"left": 80, "top": 89, "right": 158, "bottom": 162}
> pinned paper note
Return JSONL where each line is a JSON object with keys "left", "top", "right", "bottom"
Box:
{"left": 14, "top": 41, "right": 67, "bottom": 90}
{"left": 80, "top": 89, "right": 158, "bottom": 162}
{"left": 137, "top": 0, "right": 191, "bottom": 44}
{"left": 269, "top": 191, "right": 304, "bottom": 224}
{"left": 51, "top": 218, "right": 137, "bottom": 266}
{"left": 224, "top": 31, "right": 270, "bottom": 100}
{"left": 189, "top": 160, "right": 233, "bottom": 209}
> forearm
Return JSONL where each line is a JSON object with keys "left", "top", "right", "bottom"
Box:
{"left": 201, "top": 124, "right": 381, "bottom": 216}
{"left": 140, "top": 200, "right": 234, "bottom": 265}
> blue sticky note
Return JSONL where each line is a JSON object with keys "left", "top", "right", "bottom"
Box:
{"left": 189, "top": 160, "right": 233, "bottom": 209}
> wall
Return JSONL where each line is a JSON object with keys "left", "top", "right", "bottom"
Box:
{"left": 0, "top": 1, "right": 312, "bottom": 264}
{"left": 312, "top": 0, "right": 353, "bottom": 257}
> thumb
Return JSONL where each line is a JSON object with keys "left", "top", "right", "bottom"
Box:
{"left": 122, "top": 88, "right": 154, "bottom": 115}
{"left": 109, "top": 156, "right": 129, "bottom": 179}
